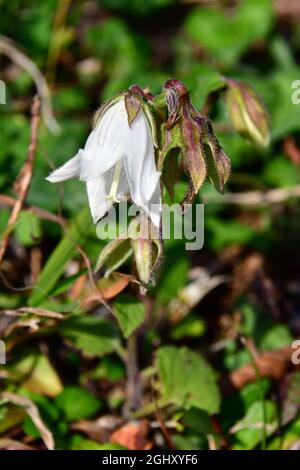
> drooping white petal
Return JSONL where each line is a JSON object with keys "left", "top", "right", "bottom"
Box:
{"left": 46, "top": 152, "right": 82, "bottom": 183}
{"left": 86, "top": 173, "right": 113, "bottom": 223}
{"left": 142, "top": 181, "right": 161, "bottom": 228}
{"left": 116, "top": 164, "right": 130, "bottom": 201}
{"left": 123, "top": 109, "right": 161, "bottom": 207}
{"left": 80, "top": 100, "right": 127, "bottom": 181}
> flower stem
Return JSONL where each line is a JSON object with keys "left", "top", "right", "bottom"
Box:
{"left": 124, "top": 332, "right": 142, "bottom": 418}
{"left": 240, "top": 336, "right": 267, "bottom": 450}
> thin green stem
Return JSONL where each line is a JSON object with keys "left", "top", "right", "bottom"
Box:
{"left": 240, "top": 336, "right": 267, "bottom": 450}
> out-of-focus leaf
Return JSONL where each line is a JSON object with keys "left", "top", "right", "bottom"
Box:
{"left": 29, "top": 206, "right": 92, "bottom": 306}
{"left": 59, "top": 315, "right": 120, "bottom": 357}
{"left": 0, "top": 406, "right": 25, "bottom": 434}
{"left": 113, "top": 295, "right": 146, "bottom": 338}
{"left": 49, "top": 269, "right": 88, "bottom": 297}
{"left": 170, "top": 314, "right": 206, "bottom": 340}
{"left": 263, "top": 155, "right": 300, "bottom": 188}
{"left": 231, "top": 400, "right": 277, "bottom": 450}
{"left": 71, "top": 434, "right": 126, "bottom": 450}
{"left": 15, "top": 211, "right": 41, "bottom": 246}
{"left": 9, "top": 353, "right": 63, "bottom": 398}
{"left": 55, "top": 386, "right": 101, "bottom": 422}
{"left": 156, "top": 346, "right": 220, "bottom": 414}
{"left": 258, "top": 324, "right": 293, "bottom": 351}
{"left": 182, "top": 408, "right": 215, "bottom": 435}
{"left": 185, "top": 0, "right": 273, "bottom": 66}
{"left": 155, "top": 256, "right": 189, "bottom": 304}
{"left": 206, "top": 219, "right": 256, "bottom": 250}
{"left": 281, "top": 372, "right": 300, "bottom": 426}
{"left": 172, "top": 432, "right": 208, "bottom": 451}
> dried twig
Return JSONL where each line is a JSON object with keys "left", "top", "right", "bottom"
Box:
{"left": 153, "top": 391, "right": 176, "bottom": 450}
{"left": 203, "top": 186, "right": 300, "bottom": 206}
{"left": 168, "top": 270, "right": 229, "bottom": 323}
{"left": 0, "top": 96, "right": 41, "bottom": 266}
{"left": 0, "top": 35, "right": 59, "bottom": 133}
{"left": 2, "top": 307, "right": 63, "bottom": 320}
{"left": 0, "top": 194, "right": 66, "bottom": 225}
{"left": 1, "top": 392, "right": 54, "bottom": 450}
{"left": 1, "top": 307, "right": 63, "bottom": 336}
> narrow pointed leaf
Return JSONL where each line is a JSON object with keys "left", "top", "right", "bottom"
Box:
{"left": 29, "top": 206, "right": 92, "bottom": 306}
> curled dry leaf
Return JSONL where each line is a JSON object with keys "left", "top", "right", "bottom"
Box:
{"left": 1, "top": 392, "right": 54, "bottom": 450}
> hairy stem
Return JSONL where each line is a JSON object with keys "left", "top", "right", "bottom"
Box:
{"left": 124, "top": 332, "right": 142, "bottom": 418}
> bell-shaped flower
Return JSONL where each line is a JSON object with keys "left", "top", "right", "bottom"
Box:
{"left": 46, "top": 95, "right": 161, "bottom": 227}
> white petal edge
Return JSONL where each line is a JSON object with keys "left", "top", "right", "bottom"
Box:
{"left": 80, "top": 100, "right": 127, "bottom": 181}
{"left": 86, "top": 175, "right": 112, "bottom": 224}
{"left": 46, "top": 152, "right": 82, "bottom": 183}
{"left": 123, "top": 109, "right": 160, "bottom": 205}
{"left": 142, "top": 182, "right": 161, "bottom": 228}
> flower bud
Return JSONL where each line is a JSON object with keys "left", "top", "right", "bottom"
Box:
{"left": 129, "top": 216, "right": 162, "bottom": 286}
{"left": 95, "top": 215, "right": 162, "bottom": 287}
{"left": 161, "top": 79, "right": 231, "bottom": 201}
{"left": 195, "top": 116, "right": 231, "bottom": 194}
{"left": 225, "top": 79, "right": 270, "bottom": 148}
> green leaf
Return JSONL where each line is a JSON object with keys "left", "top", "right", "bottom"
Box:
{"left": 185, "top": 0, "right": 273, "bottom": 66}
{"left": 206, "top": 219, "right": 256, "bottom": 251}
{"left": 96, "top": 237, "right": 132, "bottom": 276}
{"left": 156, "top": 255, "right": 189, "bottom": 304}
{"left": 55, "top": 386, "right": 101, "bottom": 422}
{"left": 232, "top": 401, "right": 277, "bottom": 450}
{"left": 156, "top": 346, "right": 220, "bottom": 414}
{"left": 15, "top": 211, "right": 42, "bottom": 246}
{"left": 172, "top": 432, "right": 208, "bottom": 451}
{"left": 0, "top": 406, "right": 25, "bottom": 434}
{"left": 250, "top": 67, "right": 300, "bottom": 140}
{"left": 182, "top": 408, "right": 215, "bottom": 435}
{"left": 71, "top": 435, "right": 126, "bottom": 450}
{"left": 170, "top": 314, "right": 206, "bottom": 340}
{"left": 49, "top": 268, "right": 88, "bottom": 297}
{"left": 29, "top": 206, "right": 92, "bottom": 306}
{"left": 9, "top": 353, "right": 63, "bottom": 398}
{"left": 258, "top": 324, "right": 293, "bottom": 351}
{"left": 59, "top": 315, "right": 120, "bottom": 357}
{"left": 113, "top": 295, "right": 146, "bottom": 338}
{"left": 263, "top": 155, "right": 300, "bottom": 188}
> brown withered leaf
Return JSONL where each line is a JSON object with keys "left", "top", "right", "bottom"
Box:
{"left": 82, "top": 272, "right": 135, "bottom": 306}
{"left": 110, "top": 420, "right": 153, "bottom": 450}
{"left": 224, "top": 346, "right": 297, "bottom": 391}
{"left": 0, "top": 438, "right": 36, "bottom": 450}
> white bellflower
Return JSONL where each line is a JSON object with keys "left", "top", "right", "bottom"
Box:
{"left": 46, "top": 98, "right": 161, "bottom": 226}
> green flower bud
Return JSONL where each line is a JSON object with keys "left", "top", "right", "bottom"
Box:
{"left": 225, "top": 79, "right": 270, "bottom": 148}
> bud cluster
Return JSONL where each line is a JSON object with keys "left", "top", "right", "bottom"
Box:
{"left": 47, "top": 75, "right": 270, "bottom": 288}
